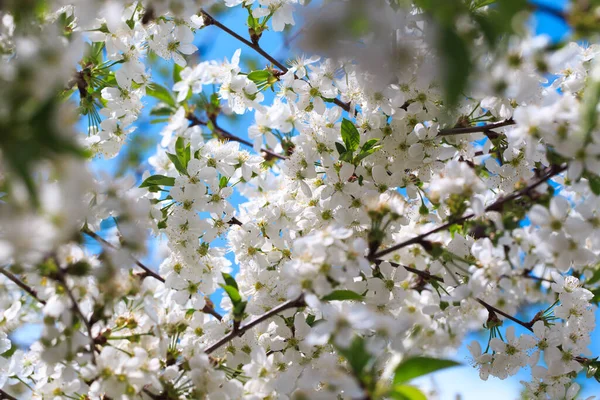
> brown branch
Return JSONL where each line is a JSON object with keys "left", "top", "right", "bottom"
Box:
{"left": 204, "top": 294, "right": 305, "bottom": 354}
{"left": 200, "top": 10, "right": 353, "bottom": 115}
{"left": 188, "top": 114, "right": 287, "bottom": 160}
{"left": 0, "top": 268, "right": 46, "bottom": 305}
{"left": 438, "top": 119, "right": 516, "bottom": 136}
{"left": 370, "top": 164, "right": 566, "bottom": 260}
{"left": 212, "top": 119, "right": 287, "bottom": 160}
{"left": 201, "top": 10, "right": 288, "bottom": 73}
{"left": 83, "top": 227, "right": 224, "bottom": 322}
{"left": 476, "top": 298, "right": 535, "bottom": 331}
{"left": 56, "top": 269, "right": 97, "bottom": 363}
{"left": 0, "top": 389, "right": 18, "bottom": 400}
{"left": 83, "top": 227, "right": 165, "bottom": 283}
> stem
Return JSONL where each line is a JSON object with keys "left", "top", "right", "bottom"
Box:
{"left": 188, "top": 114, "right": 286, "bottom": 160}
{"left": 83, "top": 227, "right": 165, "bottom": 283}
{"left": 476, "top": 298, "right": 534, "bottom": 331}
{"left": 370, "top": 164, "right": 566, "bottom": 260}
{"left": 213, "top": 119, "right": 287, "bottom": 160}
{"left": 83, "top": 227, "right": 224, "bottom": 321}
{"left": 200, "top": 10, "right": 353, "bottom": 114}
{"left": 201, "top": 10, "right": 288, "bottom": 72}
{"left": 0, "top": 268, "right": 46, "bottom": 305}
{"left": 0, "top": 389, "right": 18, "bottom": 400}
{"left": 56, "top": 270, "right": 97, "bottom": 363}
{"left": 438, "top": 119, "right": 516, "bottom": 136}
{"left": 204, "top": 294, "right": 305, "bottom": 354}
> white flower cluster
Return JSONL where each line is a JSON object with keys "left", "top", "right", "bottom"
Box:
{"left": 3, "top": 1, "right": 600, "bottom": 400}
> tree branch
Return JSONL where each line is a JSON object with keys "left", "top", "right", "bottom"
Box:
{"left": 0, "top": 389, "right": 18, "bottom": 400}
{"left": 370, "top": 164, "right": 566, "bottom": 260}
{"left": 200, "top": 10, "right": 353, "bottom": 115}
{"left": 55, "top": 269, "right": 97, "bottom": 363}
{"left": 201, "top": 10, "right": 288, "bottom": 73}
{"left": 83, "top": 227, "right": 224, "bottom": 322}
{"left": 0, "top": 268, "right": 46, "bottom": 305}
{"left": 476, "top": 298, "right": 535, "bottom": 331}
{"left": 204, "top": 294, "right": 306, "bottom": 354}
{"left": 438, "top": 119, "right": 516, "bottom": 136}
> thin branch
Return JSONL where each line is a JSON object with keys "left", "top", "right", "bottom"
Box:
{"left": 56, "top": 270, "right": 97, "bottom": 363}
{"left": 201, "top": 10, "right": 288, "bottom": 72}
{"left": 0, "top": 268, "right": 46, "bottom": 305}
{"left": 213, "top": 119, "right": 287, "bottom": 161}
{"left": 83, "top": 227, "right": 224, "bottom": 321}
{"left": 188, "top": 114, "right": 287, "bottom": 160}
{"left": 476, "top": 298, "right": 535, "bottom": 331}
{"left": 204, "top": 294, "right": 306, "bottom": 354}
{"left": 200, "top": 10, "right": 353, "bottom": 115}
{"left": 83, "top": 227, "right": 165, "bottom": 283}
{"left": 438, "top": 119, "right": 516, "bottom": 136}
{"left": 370, "top": 164, "right": 566, "bottom": 260}
{"left": 0, "top": 389, "right": 18, "bottom": 400}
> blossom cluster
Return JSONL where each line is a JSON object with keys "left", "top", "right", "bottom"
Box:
{"left": 2, "top": 1, "right": 600, "bottom": 400}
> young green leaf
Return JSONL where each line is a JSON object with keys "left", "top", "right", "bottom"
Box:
{"left": 321, "top": 290, "right": 364, "bottom": 301}
{"left": 167, "top": 152, "right": 188, "bottom": 176}
{"left": 222, "top": 273, "right": 239, "bottom": 290}
{"left": 139, "top": 175, "right": 176, "bottom": 188}
{"left": 341, "top": 118, "right": 361, "bottom": 152}
{"left": 393, "top": 356, "right": 460, "bottom": 385}
{"left": 335, "top": 336, "right": 372, "bottom": 377}
{"left": 390, "top": 385, "right": 427, "bottom": 400}
{"left": 175, "top": 137, "right": 191, "bottom": 170}
{"left": 146, "top": 83, "right": 176, "bottom": 108}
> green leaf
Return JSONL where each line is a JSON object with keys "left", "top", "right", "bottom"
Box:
{"left": 335, "top": 142, "right": 347, "bottom": 155}
{"left": 355, "top": 138, "right": 382, "bottom": 162}
{"left": 335, "top": 336, "right": 372, "bottom": 377}
{"left": 393, "top": 357, "right": 460, "bottom": 385}
{"left": 585, "top": 172, "right": 600, "bottom": 195}
{"left": 587, "top": 265, "right": 600, "bottom": 285}
{"left": 222, "top": 272, "right": 239, "bottom": 290}
{"left": 173, "top": 63, "right": 184, "bottom": 83}
{"left": 233, "top": 300, "right": 247, "bottom": 320}
{"left": 220, "top": 284, "right": 242, "bottom": 305}
{"left": 175, "top": 137, "right": 191, "bottom": 170}
{"left": 247, "top": 70, "right": 271, "bottom": 83}
{"left": 390, "top": 385, "right": 427, "bottom": 400}
{"left": 219, "top": 176, "right": 229, "bottom": 189}
{"left": 438, "top": 26, "right": 471, "bottom": 108}
{"left": 322, "top": 290, "right": 364, "bottom": 302}
{"left": 139, "top": 175, "right": 176, "bottom": 188}
{"left": 167, "top": 152, "right": 188, "bottom": 176}
{"left": 146, "top": 83, "right": 176, "bottom": 108}
{"left": 581, "top": 78, "right": 600, "bottom": 144}
{"left": 341, "top": 118, "right": 360, "bottom": 152}
{"left": 150, "top": 104, "right": 176, "bottom": 117}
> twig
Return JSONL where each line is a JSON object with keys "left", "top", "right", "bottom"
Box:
{"left": 83, "top": 227, "right": 165, "bottom": 283}
{"left": 0, "top": 268, "right": 46, "bottom": 305}
{"left": 476, "top": 298, "right": 535, "bottom": 331}
{"left": 204, "top": 294, "right": 305, "bottom": 354}
{"left": 370, "top": 164, "right": 566, "bottom": 260}
{"left": 213, "top": 119, "right": 287, "bottom": 160}
{"left": 0, "top": 389, "right": 18, "bottom": 400}
{"left": 83, "top": 227, "right": 224, "bottom": 321}
{"left": 438, "top": 119, "right": 516, "bottom": 136}
{"left": 200, "top": 10, "right": 353, "bottom": 115}
{"left": 56, "top": 269, "right": 97, "bottom": 363}
{"left": 201, "top": 10, "right": 288, "bottom": 72}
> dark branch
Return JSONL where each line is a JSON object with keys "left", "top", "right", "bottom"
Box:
{"left": 438, "top": 119, "right": 516, "bottom": 136}
{"left": 204, "top": 294, "right": 305, "bottom": 354}
{"left": 371, "top": 164, "right": 566, "bottom": 260}
{"left": 0, "top": 268, "right": 46, "bottom": 305}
